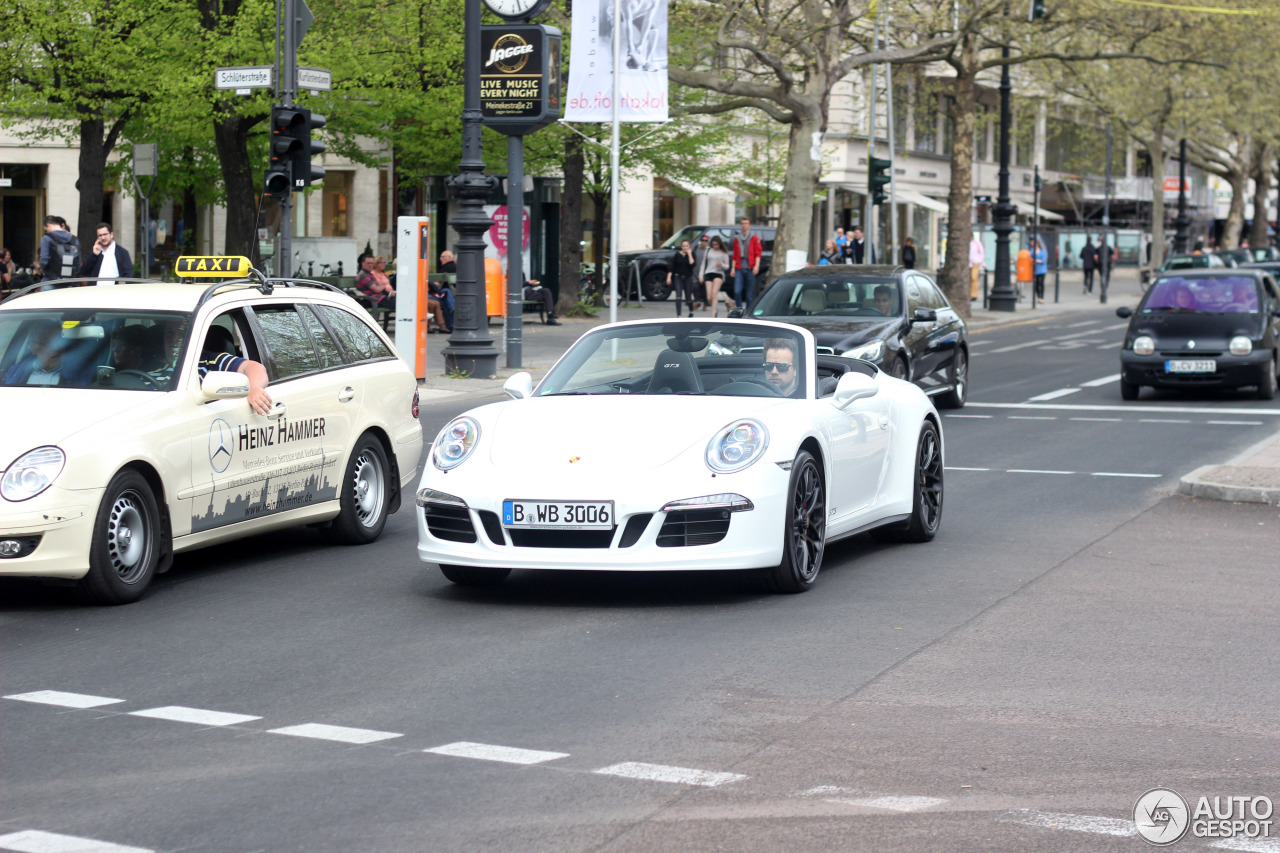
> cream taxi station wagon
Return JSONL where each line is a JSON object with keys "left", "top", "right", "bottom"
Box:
{"left": 0, "top": 257, "right": 423, "bottom": 603}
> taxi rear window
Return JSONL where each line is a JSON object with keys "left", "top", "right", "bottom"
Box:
{"left": 317, "top": 306, "right": 394, "bottom": 362}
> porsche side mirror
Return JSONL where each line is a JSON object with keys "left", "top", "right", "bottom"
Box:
{"left": 503, "top": 371, "right": 534, "bottom": 400}
{"left": 200, "top": 370, "right": 250, "bottom": 400}
{"left": 831, "top": 371, "right": 879, "bottom": 409}
{"left": 911, "top": 307, "right": 937, "bottom": 324}
{"left": 1115, "top": 306, "right": 1133, "bottom": 318}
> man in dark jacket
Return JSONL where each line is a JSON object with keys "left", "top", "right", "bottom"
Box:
{"left": 37, "top": 215, "right": 82, "bottom": 286}
{"left": 77, "top": 222, "right": 134, "bottom": 281}
{"left": 1080, "top": 236, "right": 1097, "bottom": 294}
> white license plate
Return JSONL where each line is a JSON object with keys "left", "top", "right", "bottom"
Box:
{"left": 502, "top": 500, "right": 614, "bottom": 529}
{"left": 1165, "top": 359, "right": 1216, "bottom": 374}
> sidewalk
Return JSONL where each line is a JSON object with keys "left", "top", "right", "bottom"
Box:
{"left": 414, "top": 267, "right": 1280, "bottom": 506}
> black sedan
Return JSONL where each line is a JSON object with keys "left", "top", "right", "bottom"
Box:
{"left": 1116, "top": 268, "right": 1280, "bottom": 400}
{"left": 741, "top": 264, "right": 969, "bottom": 408}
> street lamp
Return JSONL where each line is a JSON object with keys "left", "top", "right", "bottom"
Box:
{"left": 1173, "top": 138, "right": 1190, "bottom": 254}
{"left": 442, "top": 0, "right": 501, "bottom": 377}
{"left": 988, "top": 45, "right": 1018, "bottom": 312}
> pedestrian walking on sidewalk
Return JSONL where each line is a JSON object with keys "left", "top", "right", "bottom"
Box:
{"left": 1080, "top": 236, "right": 1097, "bottom": 294}
{"left": 1097, "top": 236, "right": 1114, "bottom": 303}
{"left": 1032, "top": 238, "right": 1048, "bottom": 301}
{"left": 667, "top": 239, "right": 696, "bottom": 317}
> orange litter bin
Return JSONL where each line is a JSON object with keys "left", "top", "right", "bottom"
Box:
{"left": 484, "top": 257, "right": 505, "bottom": 321}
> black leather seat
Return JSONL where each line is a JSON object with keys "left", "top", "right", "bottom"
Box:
{"left": 647, "top": 349, "right": 704, "bottom": 394}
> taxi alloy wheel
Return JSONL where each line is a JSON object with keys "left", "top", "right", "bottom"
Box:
{"left": 324, "top": 433, "right": 390, "bottom": 545}
{"left": 78, "top": 470, "right": 161, "bottom": 605}
{"left": 765, "top": 450, "right": 825, "bottom": 594}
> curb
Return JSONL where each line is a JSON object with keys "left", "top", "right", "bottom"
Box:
{"left": 1178, "top": 433, "right": 1280, "bottom": 506}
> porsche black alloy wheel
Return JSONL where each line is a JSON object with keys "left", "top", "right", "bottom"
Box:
{"left": 440, "top": 564, "right": 512, "bottom": 587}
{"left": 765, "top": 450, "right": 826, "bottom": 593}
{"left": 874, "top": 421, "right": 943, "bottom": 544}
{"left": 78, "top": 470, "right": 161, "bottom": 605}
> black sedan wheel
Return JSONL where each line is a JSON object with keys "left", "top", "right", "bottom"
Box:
{"left": 765, "top": 450, "right": 826, "bottom": 593}
{"left": 937, "top": 348, "right": 968, "bottom": 409}
{"left": 888, "top": 357, "right": 909, "bottom": 380}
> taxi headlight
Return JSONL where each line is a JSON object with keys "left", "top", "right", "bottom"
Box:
{"left": 843, "top": 340, "right": 885, "bottom": 362}
{"left": 1132, "top": 335, "right": 1155, "bottom": 356}
{"left": 1229, "top": 335, "right": 1253, "bottom": 356}
{"left": 1, "top": 447, "right": 65, "bottom": 502}
{"left": 432, "top": 417, "right": 480, "bottom": 471}
{"left": 706, "top": 419, "right": 769, "bottom": 474}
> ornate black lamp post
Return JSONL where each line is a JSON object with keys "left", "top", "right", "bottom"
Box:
{"left": 988, "top": 46, "right": 1018, "bottom": 312}
{"left": 1173, "top": 138, "right": 1190, "bottom": 254}
{"left": 442, "top": 0, "right": 501, "bottom": 377}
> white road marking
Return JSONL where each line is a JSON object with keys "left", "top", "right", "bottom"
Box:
{"left": 990, "top": 339, "right": 1054, "bottom": 354}
{"left": 830, "top": 795, "right": 948, "bottom": 812}
{"left": 424, "top": 742, "right": 569, "bottom": 765}
{"left": 943, "top": 414, "right": 993, "bottom": 418}
{"left": 594, "top": 762, "right": 746, "bottom": 787}
{"left": 1081, "top": 373, "right": 1121, "bottom": 387}
{"left": 1140, "top": 418, "right": 1191, "bottom": 424}
{"left": 1211, "top": 837, "right": 1280, "bottom": 852}
{"left": 1096, "top": 343, "right": 1113, "bottom": 349}
{"left": 267, "top": 723, "right": 403, "bottom": 745}
{"left": 1071, "top": 417, "right": 1123, "bottom": 422}
{"left": 0, "top": 830, "right": 152, "bottom": 853}
{"left": 128, "top": 706, "right": 260, "bottom": 727}
{"left": 1008, "top": 469, "right": 1074, "bottom": 475}
{"left": 1008, "top": 415, "right": 1057, "bottom": 420}
{"left": 967, "top": 338, "right": 994, "bottom": 346}
{"left": 4, "top": 691, "right": 124, "bottom": 710}
{"left": 1026, "top": 388, "right": 1081, "bottom": 402}
{"left": 1091, "top": 472, "right": 1162, "bottom": 478}
{"left": 968, "top": 401, "right": 1280, "bottom": 416}
{"left": 1001, "top": 809, "right": 1135, "bottom": 837}
{"left": 945, "top": 467, "right": 990, "bottom": 471}
{"left": 1207, "top": 420, "right": 1264, "bottom": 425}
{"left": 1066, "top": 320, "right": 1101, "bottom": 327}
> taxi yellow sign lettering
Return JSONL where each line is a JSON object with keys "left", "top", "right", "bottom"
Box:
{"left": 175, "top": 256, "right": 252, "bottom": 278}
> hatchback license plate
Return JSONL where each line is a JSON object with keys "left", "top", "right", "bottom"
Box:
{"left": 503, "top": 500, "right": 614, "bottom": 529}
{"left": 1165, "top": 359, "right": 1216, "bottom": 374}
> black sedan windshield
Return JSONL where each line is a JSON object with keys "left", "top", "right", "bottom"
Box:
{"left": 751, "top": 277, "right": 902, "bottom": 318}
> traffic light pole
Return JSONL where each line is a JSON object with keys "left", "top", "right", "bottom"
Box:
{"left": 277, "top": 0, "right": 298, "bottom": 276}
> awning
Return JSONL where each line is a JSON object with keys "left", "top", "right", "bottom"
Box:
{"left": 1028, "top": 205, "right": 1065, "bottom": 222}
{"left": 669, "top": 178, "right": 734, "bottom": 197}
{"left": 894, "top": 189, "right": 950, "bottom": 214}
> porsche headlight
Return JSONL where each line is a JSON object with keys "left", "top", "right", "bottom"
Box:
{"left": 843, "top": 340, "right": 884, "bottom": 362}
{"left": 432, "top": 417, "right": 481, "bottom": 471}
{"left": 1132, "top": 335, "right": 1155, "bottom": 356}
{"left": 706, "top": 419, "right": 769, "bottom": 474}
{"left": 1229, "top": 335, "right": 1253, "bottom": 356}
{"left": 1, "top": 446, "right": 65, "bottom": 502}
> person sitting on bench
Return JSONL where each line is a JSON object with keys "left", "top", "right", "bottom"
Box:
{"left": 523, "top": 278, "right": 560, "bottom": 326}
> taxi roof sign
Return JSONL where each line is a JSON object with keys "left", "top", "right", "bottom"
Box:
{"left": 175, "top": 256, "right": 253, "bottom": 278}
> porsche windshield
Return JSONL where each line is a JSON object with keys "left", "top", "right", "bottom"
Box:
{"left": 1143, "top": 276, "right": 1260, "bottom": 314}
{"left": 0, "top": 310, "right": 192, "bottom": 390}
{"left": 536, "top": 322, "right": 807, "bottom": 398}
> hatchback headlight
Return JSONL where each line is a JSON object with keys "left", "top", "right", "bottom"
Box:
{"left": 1, "top": 447, "right": 65, "bottom": 502}
{"left": 1229, "top": 336, "right": 1253, "bottom": 356}
{"left": 1132, "top": 335, "right": 1155, "bottom": 356}
{"left": 432, "top": 417, "right": 481, "bottom": 471}
{"left": 843, "top": 340, "right": 884, "bottom": 362}
{"left": 706, "top": 419, "right": 769, "bottom": 474}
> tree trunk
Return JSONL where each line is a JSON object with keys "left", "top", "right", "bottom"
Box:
{"left": 558, "top": 134, "right": 584, "bottom": 314}
{"left": 182, "top": 148, "right": 199, "bottom": 254}
{"left": 213, "top": 111, "right": 260, "bottom": 263}
{"left": 591, "top": 190, "right": 607, "bottom": 298}
{"left": 941, "top": 49, "right": 978, "bottom": 319}
{"left": 772, "top": 108, "right": 822, "bottom": 278}
{"left": 1249, "top": 142, "right": 1271, "bottom": 249}
{"left": 1222, "top": 170, "right": 1247, "bottom": 249}
{"left": 1147, "top": 134, "right": 1167, "bottom": 269}
{"left": 75, "top": 119, "right": 108, "bottom": 252}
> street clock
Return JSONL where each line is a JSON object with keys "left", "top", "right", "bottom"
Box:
{"left": 482, "top": 0, "right": 552, "bottom": 21}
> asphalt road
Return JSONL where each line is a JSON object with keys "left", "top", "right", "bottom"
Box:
{"left": 3, "top": 304, "right": 1278, "bottom": 853}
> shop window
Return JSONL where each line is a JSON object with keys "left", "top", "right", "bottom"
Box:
{"left": 322, "top": 171, "right": 354, "bottom": 237}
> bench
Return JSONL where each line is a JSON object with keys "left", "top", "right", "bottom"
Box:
{"left": 345, "top": 288, "right": 395, "bottom": 332}
{"left": 522, "top": 299, "right": 546, "bottom": 323}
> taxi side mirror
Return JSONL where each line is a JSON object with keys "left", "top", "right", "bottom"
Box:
{"left": 201, "top": 370, "right": 250, "bottom": 400}
{"left": 831, "top": 371, "right": 879, "bottom": 409}
{"left": 503, "top": 371, "right": 534, "bottom": 400}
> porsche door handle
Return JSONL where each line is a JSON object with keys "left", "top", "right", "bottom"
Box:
{"left": 266, "top": 401, "right": 287, "bottom": 420}
{"left": 338, "top": 386, "right": 355, "bottom": 403}
{"left": 878, "top": 412, "right": 890, "bottom": 430}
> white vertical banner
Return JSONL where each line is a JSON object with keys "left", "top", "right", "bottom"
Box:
{"left": 565, "top": 0, "right": 668, "bottom": 121}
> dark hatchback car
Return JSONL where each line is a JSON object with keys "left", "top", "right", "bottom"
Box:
{"left": 742, "top": 264, "right": 969, "bottom": 408}
{"left": 1116, "top": 268, "right": 1280, "bottom": 400}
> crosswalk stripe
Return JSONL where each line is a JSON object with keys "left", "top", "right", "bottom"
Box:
{"left": 424, "top": 741, "right": 569, "bottom": 765}
{"left": 594, "top": 762, "right": 746, "bottom": 787}
{"left": 4, "top": 691, "right": 124, "bottom": 710}
{"left": 1000, "top": 809, "right": 1135, "bottom": 837}
{"left": 267, "top": 723, "right": 403, "bottom": 744}
{"left": 0, "top": 829, "right": 152, "bottom": 853}
{"left": 128, "top": 706, "right": 261, "bottom": 727}
{"left": 830, "top": 795, "right": 947, "bottom": 812}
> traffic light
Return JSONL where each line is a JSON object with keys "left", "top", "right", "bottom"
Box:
{"left": 1028, "top": 0, "right": 1046, "bottom": 21}
{"left": 869, "top": 156, "right": 892, "bottom": 205}
{"left": 292, "top": 109, "right": 326, "bottom": 188}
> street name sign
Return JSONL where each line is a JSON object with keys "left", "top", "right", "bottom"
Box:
{"left": 215, "top": 66, "right": 274, "bottom": 95}
{"left": 298, "top": 67, "right": 332, "bottom": 93}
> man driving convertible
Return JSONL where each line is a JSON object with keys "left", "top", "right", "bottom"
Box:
{"left": 763, "top": 337, "right": 799, "bottom": 396}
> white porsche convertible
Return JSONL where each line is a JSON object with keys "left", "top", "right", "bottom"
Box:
{"left": 415, "top": 319, "right": 943, "bottom": 593}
